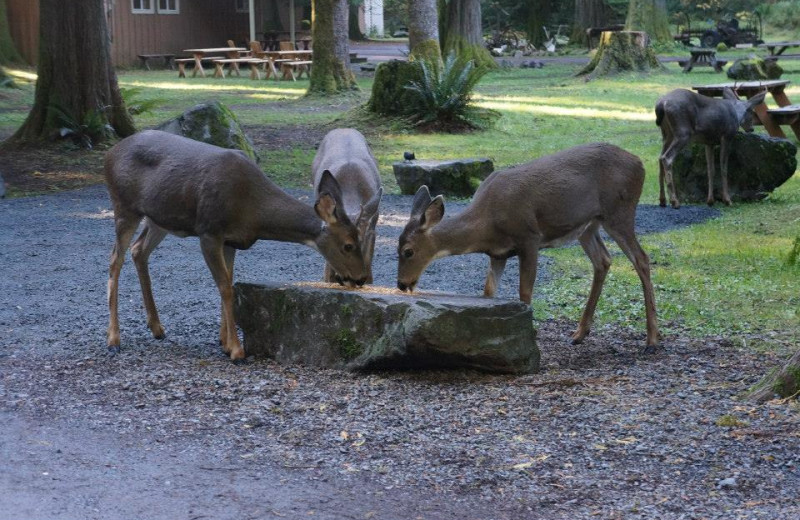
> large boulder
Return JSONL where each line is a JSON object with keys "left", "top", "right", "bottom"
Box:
{"left": 156, "top": 101, "right": 257, "bottom": 161}
{"left": 672, "top": 133, "right": 797, "bottom": 203}
{"left": 234, "top": 282, "right": 540, "bottom": 374}
{"left": 393, "top": 158, "right": 494, "bottom": 197}
{"left": 367, "top": 59, "right": 421, "bottom": 116}
{"left": 727, "top": 57, "right": 783, "bottom": 80}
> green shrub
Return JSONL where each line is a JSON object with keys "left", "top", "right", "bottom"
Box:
{"left": 761, "top": 1, "right": 800, "bottom": 30}
{"left": 716, "top": 42, "right": 728, "bottom": 52}
{"left": 403, "top": 52, "right": 497, "bottom": 131}
{"left": 49, "top": 104, "right": 114, "bottom": 149}
{"left": 120, "top": 87, "right": 164, "bottom": 116}
{"left": 787, "top": 236, "right": 800, "bottom": 267}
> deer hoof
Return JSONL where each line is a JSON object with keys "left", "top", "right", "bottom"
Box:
{"left": 706, "top": 199, "right": 715, "bottom": 207}
{"left": 670, "top": 200, "right": 681, "bottom": 210}
{"left": 659, "top": 199, "right": 667, "bottom": 208}
{"left": 229, "top": 348, "right": 246, "bottom": 361}
{"left": 151, "top": 324, "right": 166, "bottom": 340}
{"left": 570, "top": 331, "right": 586, "bottom": 345}
{"left": 723, "top": 199, "right": 732, "bottom": 207}
{"left": 639, "top": 343, "right": 658, "bottom": 355}
{"left": 107, "top": 345, "right": 121, "bottom": 356}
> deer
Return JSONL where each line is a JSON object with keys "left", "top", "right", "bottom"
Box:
{"left": 655, "top": 87, "right": 767, "bottom": 209}
{"left": 312, "top": 128, "right": 382, "bottom": 284}
{"left": 104, "top": 130, "right": 368, "bottom": 361}
{"left": 397, "top": 143, "right": 659, "bottom": 351}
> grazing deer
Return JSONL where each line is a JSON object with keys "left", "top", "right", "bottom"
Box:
{"left": 105, "top": 130, "right": 368, "bottom": 360}
{"left": 656, "top": 87, "right": 767, "bottom": 208}
{"left": 312, "top": 128, "right": 382, "bottom": 284}
{"left": 397, "top": 143, "right": 658, "bottom": 350}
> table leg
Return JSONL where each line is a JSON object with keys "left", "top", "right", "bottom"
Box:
{"left": 266, "top": 59, "right": 279, "bottom": 81}
{"left": 249, "top": 62, "right": 260, "bottom": 80}
{"left": 683, "top": 57, "right": 694, "bottom": 73}
{"left": 753, "top": 103, "right": 786, "bottom": 139}
{"left": 771, "top": 90, "right": 800, "bottom": 140}
{"left": 192, "top": 53, "right": 205, "bottom": 77}
{"left": 214, "top": 62, "right": 226, "bottom": 78}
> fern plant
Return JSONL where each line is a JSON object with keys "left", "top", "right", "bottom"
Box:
{"left": 403, "top": 52, "right": 496, "bottom": 131}
{"left": 120, "top": 87, "right": 163, "bottom": 116}
{"left": 49, "top": 103, "right": 115, "bottom": 150}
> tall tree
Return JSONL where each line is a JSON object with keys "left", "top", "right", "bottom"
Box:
{"left": 309, "top": 0, "right": 358, "bottom": 94}
{"left": 438, "top": 0, "right": 495, "bottom": 68}
{"left": 571, "top": 0, "right": 612, "bottom": 46}
{"left": 9, "top": 0, "right": 133, "bottom": 144}
{"left": 526, "top": 0, "right": 552, "bottom": 48}
{"left": 408, "top": 0, "right": 441, "bottom": 60}
{"left": 0, "top": 0, "right": 22, "bottom": 65}
{"left": 625, "top": 0, "right": 671, "bottom": 43}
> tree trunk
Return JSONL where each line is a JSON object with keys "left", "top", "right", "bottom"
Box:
{"left": 576, "top": 30, "right": 664, "bottom": 80}
{"left": 439, "top": 0, "right": 495, "bottom": 68}
{"left": 8, "top": 0, "right": 134, "bottom": 145}
{"left": 571, "top": 0, "right": 611, "bottom": 47}
{"left": 408, "top": 0, "right": 441, "bottom": 61}
{"left": 349, "top": 1, "right": 365, "bottom": 40}
{"left": 526, "top": 0, "right": 552, "bottom": 48}
{"left": 625, "top": 0, "right": 671, "bottom": 44}
{"left": 309, "top": 0, "right": 358, "bottom": 94}
{"left": 747, "top": 348, "right": 800, "bottom": 403}
{"left": 0, "top": 0, "right": 23, "bottom": 65}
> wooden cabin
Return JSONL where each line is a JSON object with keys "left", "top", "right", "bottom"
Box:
{"left": 6, "top": 0, "right": 313, "bottom": 67}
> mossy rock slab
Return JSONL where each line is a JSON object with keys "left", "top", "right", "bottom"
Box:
{"left": 393, "top": 158, "right": 494, "bottom": 197}
{"left": 727, "top": 58, "right": 783, "bottom": 80}
{"left": 672, "top": 133, "right": 797, "bottom": 203}
{"left": 156, "top": 101, "right": 257, "bottom": 162}
{"left": 234, "top": 282, "right": 539, "bottom": 374}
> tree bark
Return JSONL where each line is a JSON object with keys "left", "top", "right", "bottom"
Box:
{"left": 526, "top": 0, "right": 552, "bottom": 48}
{"left": 8, "top": 0, "right": 134, "bottom": 145}
{"left": 439, "top": 0, "right": 495, "bottom": 68}
{"left": 625, "top": 0, "right": 671, "bottom": 44}
{"left": 571, "top": 0, "right": 612, "bottom": 47}
{"left": 576, "top": 30, "right": 664, "bottom": 80}
{"left": 747, "top": 348, "right": 800, "bottom": 403}
{"left": 309, "top": 0, "right": 358, "bottom": 94}
{"left": 349, "top": 1, "right": 365, "bottom": 40}
{"left": 0, "top": 0, "right": 23, "bottom": 64}
{"left": 408, "top": 0, "right": 441, "bottom": 61}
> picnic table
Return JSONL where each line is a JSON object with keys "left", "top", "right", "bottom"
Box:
{"left": 758, "top": 41, "right": 800, "bottom": 56}
{"left": 182, "top": 47, "right": 246, "bottom": 77}
{"left": 263, "top": 50, "right": 313, "bottom": 80}
{"left": 692, "top": 79, "right": 800, "bottom": 140}
{"left": 679, "top": 48, "right": 726, "bottom": 73}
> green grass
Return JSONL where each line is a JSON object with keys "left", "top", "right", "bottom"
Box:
{"left": 2, "top": 59, "right": 799, "bottom": 346}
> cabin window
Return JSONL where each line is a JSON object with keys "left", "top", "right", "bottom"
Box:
{"left": 131, "top": 0, "right": 155, "bottom": 14}
{"left": 157, "top": 0, "right": 179, "bottom": 14}
{"left": 235, "top": 0, "right": 249, "bottom": 13}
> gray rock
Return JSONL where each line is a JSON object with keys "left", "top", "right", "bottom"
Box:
{"left": 234, "top": 282, "right": 539, "bottom": 374}
{"left": 156, "top": 101, "right": 257, "bottom": 162}
{"left": 672, "top": 133, "right": 797, "bottom": 203}
{"left": 393, "top": 158, "right": 494, "bottom": 197}
{"left": 727, "top": 57, "right": 783, "bottom": 80}
{"left": 0, "top": 171, "right": 5, "bottom": 198}
{"left": 717, "top": 477, "right": 737, "bottom": 489}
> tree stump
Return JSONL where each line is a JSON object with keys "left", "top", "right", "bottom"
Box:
{"left": 747, "top": 348, "right": 800, "bottom": 403}
{"left": 577, "top": 31, "right": 664, "bottom": 80}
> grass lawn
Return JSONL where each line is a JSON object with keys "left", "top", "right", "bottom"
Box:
{"left": 1, "top": 58, "right": 798, "bottom": 350}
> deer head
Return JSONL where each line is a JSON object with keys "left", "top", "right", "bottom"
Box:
{"left": 313, "top": 170, "right": 368, "bottom": 286}
{"left": 722, "top": 87, "right": 767, "bottom": 133}
{"left": 397, "top": 186, "right": 446, "bottom": 292}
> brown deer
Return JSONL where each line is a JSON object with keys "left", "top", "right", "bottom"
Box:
{"left": 312, "top": 128, "right": 382, "bottom": 284}
{"left": 397, "top": 143, "right": 659, "bottom": 350}
{"left": 656, "top": 87, "right": 767, "bottom": 208}
{"left": 105, "top": 130, "right": 368, "bottom": 360}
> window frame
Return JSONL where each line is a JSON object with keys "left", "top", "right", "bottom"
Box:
{"left": 156, "top": 0, "right": 180, "bottom": 15}
{"left": 131, "top": 0, "right": 155, "bottom": 14}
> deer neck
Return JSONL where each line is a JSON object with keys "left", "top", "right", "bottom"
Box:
{"left": 429, "top": 210, "right": 484, "bottom": 257}
{"left": 255, "top": 188, "right": 323, "bottom": 246}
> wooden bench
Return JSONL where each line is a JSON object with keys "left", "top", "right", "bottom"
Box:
{"left": 679, "top": 49, "right": 727, "bottom": 73}
{"left": 213, "top": 58, "right": 270, "bottom": 79}
{"left": 767, "top": 104, "right": 800, "bottom": 126}
{"left": 137, "top": 53, "right": 175, "bottom": 70}
{"left": 176, "top": 56, "right": 224, "bottom": 78}
{"left": 281, "top": 60, "right": 313, "bottom": 81}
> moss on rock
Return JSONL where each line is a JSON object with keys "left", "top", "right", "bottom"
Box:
{"left": 367, "top": 59, "right": 422, "bottom": 116}
{"left": 577, "top": 31, "right": 665, "bottom": 80}
{"left": 727, "top": 57, "right": 783, "bottom": 80}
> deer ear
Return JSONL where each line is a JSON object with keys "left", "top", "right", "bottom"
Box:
{"left": 411, "top": 185, "right": 432, "bottom": 217}
{"left": 315, "top": 193, "right": 338, "bottom": 225}
{"left": 722, "top": 88, "right": 739, "bottom": 101}
{"left": 357, "top": 188, "right": 382, "bottom": 234}
{"left": 317, "top": 170, "right": 343, "bottom": 203}
{"left": 419, "top": 195, "right": 445, "bottom": 231}
{"left": 748, "top": 90, "right": 767, "bottom": 108}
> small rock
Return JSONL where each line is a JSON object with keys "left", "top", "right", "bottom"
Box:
{"left": 717, "top": 477, "right": 737, "bottom": 489}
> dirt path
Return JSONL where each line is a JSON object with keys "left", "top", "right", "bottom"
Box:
{"left": 1, "top": 186, "right": 798, "bottom": 519}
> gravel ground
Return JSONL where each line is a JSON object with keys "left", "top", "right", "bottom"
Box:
{"left": 2, "top": 185, "right": 799, "bottom": 519}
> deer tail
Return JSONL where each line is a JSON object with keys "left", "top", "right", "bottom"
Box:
{"left": 655, "top": 101, "right": 665, "bottom": 127}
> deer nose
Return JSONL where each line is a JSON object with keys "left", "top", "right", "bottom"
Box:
{"left": 397, "top": 281, "right": 408, "bottom": 292}
{"left": 355, "top": 277, "right": 366, "bottom": 287}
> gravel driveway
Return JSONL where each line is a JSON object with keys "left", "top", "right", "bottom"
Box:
{"left": 1, "top": 185, "right": 798, "bottom": 519}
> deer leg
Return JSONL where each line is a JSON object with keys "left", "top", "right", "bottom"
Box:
{"left": 131, "top": 219, "right": 168, "bottom": 340}
{"left": 199, "top": 236, "right": 245, "bottom": 360}
{"left": 658, "top": 136, "right": 670, "bottom": 207}
{"left": 604, "top": 226, "right": 659, "bottom": 352}
{"left": 483, "top": 256, "right": 508, "bottom": 298}
{"left": 705, "top": 144, "right": 716, "bottom": 206}
{"left": 517, "top": 243, "right": 540, "bottom": 305}
{"left": 719, "top": 138, "right": 732, "bottom": 206}
{"left": 107, "top": 215, "right": 141, "bottom": 354}
{"left": 572, "top": 227, "right": 612, "bottom": 345}
{"left": 219, "top": 245, "right": 236, "bottom": 347}
{"left": 661, "top": 135, "right": 689, "bottom": 209}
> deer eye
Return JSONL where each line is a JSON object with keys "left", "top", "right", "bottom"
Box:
{"left": 343, "top": 243, "right": 355, "bottom": 253}
{"left": 403, "top": 249, "right": 414, "bottom": 259}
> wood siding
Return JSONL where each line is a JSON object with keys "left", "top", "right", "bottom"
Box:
{"left": 7, "top": 0, "right": 303, "bottom": 67}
